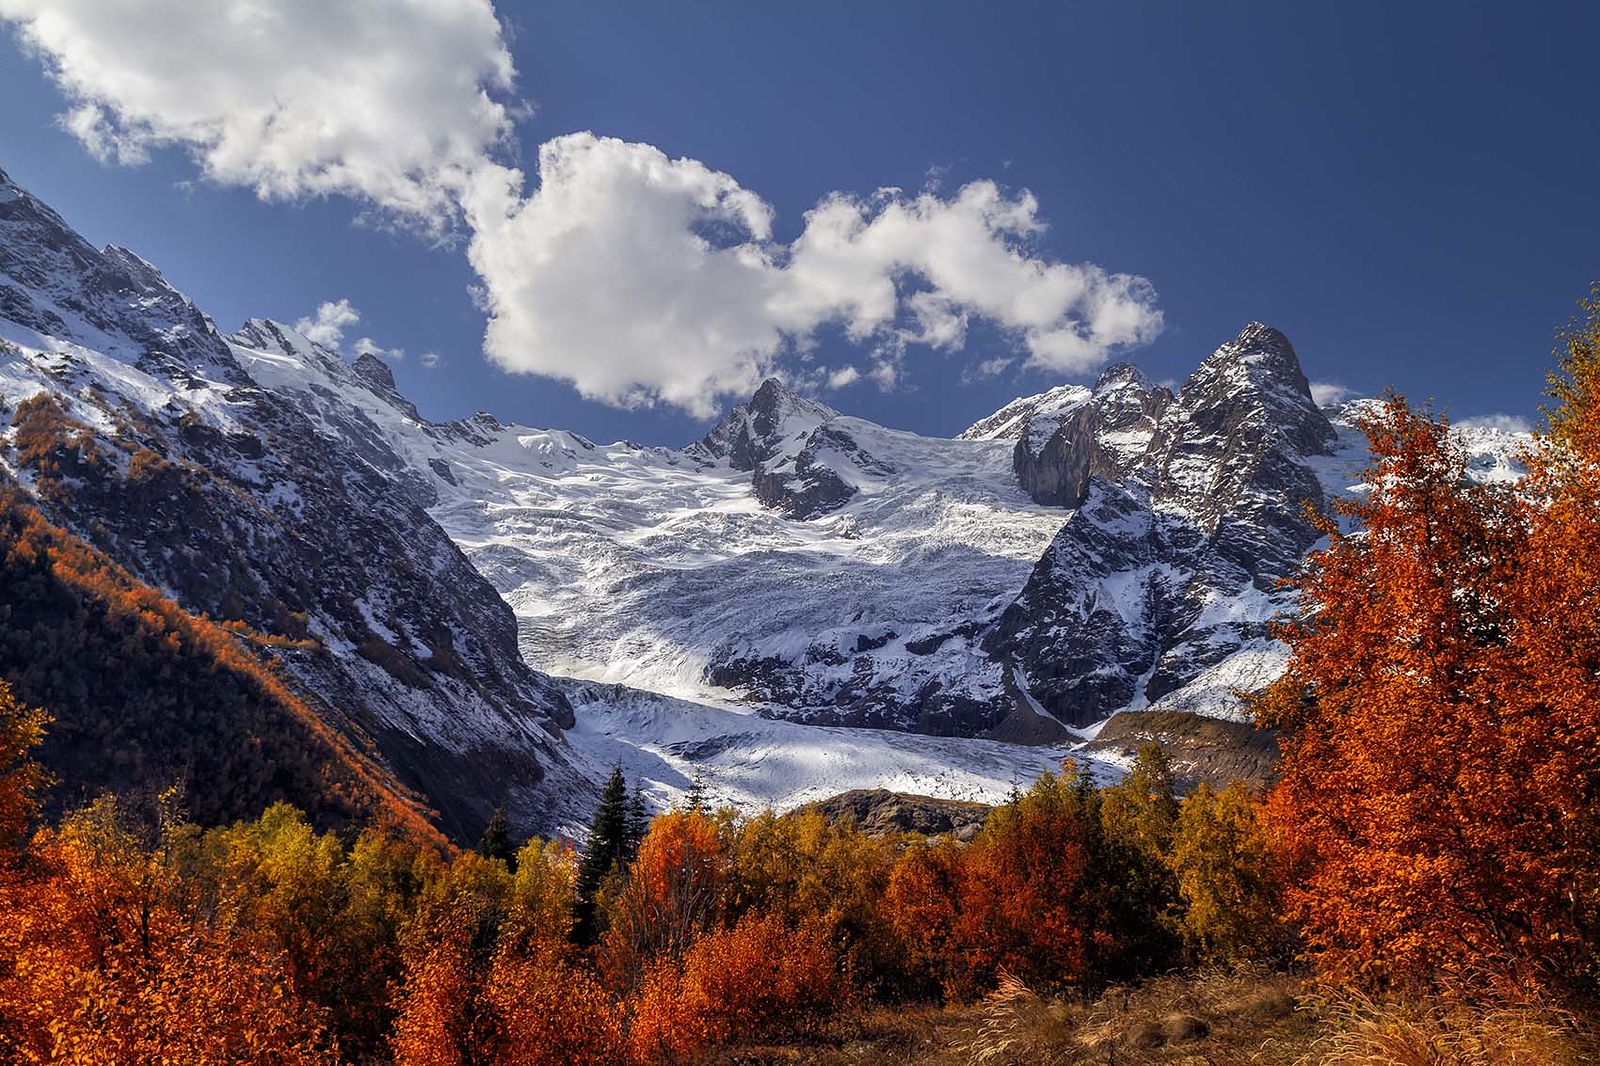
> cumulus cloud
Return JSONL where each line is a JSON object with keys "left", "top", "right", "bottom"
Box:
{"left": 353, "top": 336, "right": 404, "bottom": 361}
{"left": 0, "top": 0, "right": 516, "bottom": 230}
{"left": 419, "top": 351, "right": 442, "bottom": 369}
{"left": 462, "top": 136, "right": 785, "bottom": 416}
{"left": 1455, "top": 413, "right": 1531, "bottom": 434}
{"left": 1310, "top": 381, "right": 1356, "bottom": 406}
{"left": 3, "top": 3, "right": 1164, "bottom": 416}
{"left": 465, "top": 134, "right": 1162, "bottom": 415}
{"left": 294, "top": 298, "right": 361, "bottom": 349}
{"left": 826, "top": 366, "right": 861, "bottom": 389}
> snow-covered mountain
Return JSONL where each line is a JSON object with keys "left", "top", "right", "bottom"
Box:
{"left": 0, "top": 165, "right": 1530, "bottom": 830}
{"left": 0, "top": 167, "right": 589, "bottom": 838}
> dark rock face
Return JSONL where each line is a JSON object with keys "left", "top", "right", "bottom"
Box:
{"left": 708, "top": 646, "right": 1000, "bottom": 736}
{"left": 801, "top": 788, "right": 991, "bottom": 840}
{"left": 1012, "top": 402, "right": 1104, "bottom": 507}
{"left": 989, "top": 324, "right": 1337, "bottom": 727}
{"left": 1084, "top": 709, "right": 1280, "bottom": 792}
{"left": 998, "top": 364, "right": 1173, "bottom": 508}
{"left": 751, "top": 427, "right": 861, "bottom": 518}
{"left": 0, "top": 169, "right": 590, "bottom": 840}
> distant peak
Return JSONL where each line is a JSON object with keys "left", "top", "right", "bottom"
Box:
{"left": 352, "top": 351, "right": 398, "bottom": 394}
{"left": 1191, "top": 321, "right": 1309, "bottom": 391}
{"left": 1093, "top": 362, "right": 1152, "bottom": 393}
{"left": 746, "top": 375, "right": 836, "bottom": 421}
{"left": 1177, "top": 321, "right": 1336, "bottom": 453}
{"left": 1230, "top": 321, "right": 1295, "bottom": 355}
{"left": 748, "top": 376, "right": 791, "bottom": 410}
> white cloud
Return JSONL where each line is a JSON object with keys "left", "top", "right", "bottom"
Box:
{"left": 0, "top": 0, "right": 516, "bottom": 231}
{"left": 3, "top": 4, "right": 1164, "bottom": 416}
{"left": 463, "top": 137, "right": 784, "bottom": 417}
{"left": 353, "top": 336, "right": 404, "bottom": 361}
{"left": 1310, "top": 381, "right": 1356, "bottom": 406}
{"left": 778, "top": 182, "right": 1162, "bottom": 372}
{"left": 295, "top": 298, "right": 361, "bottom": 349}
{"left": 964, "top": 356, "right": 1017, "bottom": 382}
{"left": 1455, "top": 413, "right": 1530, "bottom": 434}
{"left": 419, "top": 351, "right": 442, "bottom": 369}
{"left": 465, "top": 134, "right": 1162, "bottom": 416}
{"left": 826, "top": 366, "right": 861, "bottom": 389}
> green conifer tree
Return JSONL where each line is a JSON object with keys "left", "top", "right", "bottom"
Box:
{"left": 683, "top": 771, "right": 707, "bottom": 813}
{"left": 574, "top": 766, "right": 630, "bottom": 943}
{"left": 625, "top": 784, "right": 649, "bottom": 861}
{"left": 476, "top": 804, "right": 516, "bottom": 871}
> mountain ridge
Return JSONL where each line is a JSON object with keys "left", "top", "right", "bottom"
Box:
{"left": 0, "top": 163, "right": 1531, "bottom": 824}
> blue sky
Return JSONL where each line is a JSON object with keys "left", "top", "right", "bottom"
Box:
{"left": 1, "top": 1, "right": 1596, "bottom": 444}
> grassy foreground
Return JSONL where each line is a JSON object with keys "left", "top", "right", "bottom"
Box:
{"left": 704, "top": 967, "right": 1599, "bottom": 1065}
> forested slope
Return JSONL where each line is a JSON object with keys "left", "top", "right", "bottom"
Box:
{"left": 0, "top": 487, "right": 437, "bottom": 837}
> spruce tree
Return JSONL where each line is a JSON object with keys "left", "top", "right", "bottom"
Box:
{"left": 683, "top": 771, "right": 706, "bottom": 813}
{"left": 625, "top": 784, "right": 649, "bottom": 861}
{"left": 574, "top": 766, "right": 630, "bottom": 943}
{"left": 476, "top": 804, "right": 516, "bottom": 871}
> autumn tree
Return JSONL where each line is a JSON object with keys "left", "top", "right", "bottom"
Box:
{"left": 1099, "top": 743, "right": 1182, "bottom": 948}
{"left": 1262, "top": 318, "right": 1600, "bottom": 990}
{"left": 0, "top": 796, "right": 334, "bottom": 1064}
{"left": 391, "top": 839, "right": 624, "bottom": 1066}
{"left": 0, "top": 679, "right": 48, "bottom": 862}
{"left": 212, "top": 803, "right": 428, "bottom": 1060}
{"left": 884, "top": 832, "right": 966, "bottom": 998}
{"left": 484, "top": 943, "right": 625, "bottom": 1065}
{"left": 598, "top": 808, "right": 725, "bottom": 991}
{"left": 629, "top": 910, "right": 841, "bottom": 1062}
{"left": 725, "top": 808, "right": 899, "bottom": 991}
{"left": 390, "top": 852, "right": 512, "bottom": 1066}
{"left": 1100, "top": 743, "right": 1179, "bottom": 858}
{"left": 888, "top": 766, "right": 1170, "bottom": 1000}
{"left": 1168, "top": 781, "right": 1285, "bottom": 963}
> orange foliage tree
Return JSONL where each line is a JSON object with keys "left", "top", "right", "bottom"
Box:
{"left": 887, "top": 766, "right": 1168, "bottom": 1000}
{"left": 629, "top": 910, "right": 841, "bottom": 1062}
{"left": 0, "top": 679, "right": 48, "bottom": 861}
{"left": 0, "top": 797, "right": 335, "bottom": 1064}
{"left": 598, "top": 808, "right": 726, "bottom": 991}
{"left": 1263, "top": 298, "right": 1600, "bottom": 989}
{"left": 390, "top": 845, "right": 625, "bottom": 1066}
{"left": 724, "top": 808, "right": 899, "bottom": 990}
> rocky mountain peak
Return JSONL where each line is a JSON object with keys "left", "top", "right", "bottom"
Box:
{"left": 1093, "top": 361, "right": 1153, "bottom": 394}
{"left": 1, "top": 167, "right": 239, "bottom": 381}
{"left": 352, "top": 350, "right": 398, "bottom": 393}
{"left": 746, "top": 375, "right": 837, "bottom": 427}
{"left": 1184, "top": 322, "right": 1314, "bottom": 404}
{"left": 689, "top": 376, "right": 836, "bottom": 472}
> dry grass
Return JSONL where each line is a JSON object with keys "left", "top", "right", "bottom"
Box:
{"left": 705, "top": 969, "right": 1599, "bottom": 1066}
{"left": 708, "top": 965, "right": 1316, "bottom": 1064}
{"left": 1299, "top": 983, "right": 1599, "bottom": 1066}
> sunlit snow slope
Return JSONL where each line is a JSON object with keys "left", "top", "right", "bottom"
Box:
{"left": 228, "top": 325, "right": 1100, "bottom": 810}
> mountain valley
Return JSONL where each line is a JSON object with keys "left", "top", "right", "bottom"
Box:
{"left": 0, "top": 165, "right": 1527, "bottom": 838}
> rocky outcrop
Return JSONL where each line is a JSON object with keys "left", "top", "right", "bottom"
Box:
{"left": 691, "top": 377, "right": 867, "bottom": 518}
{"left": 989, "top": 324, "right": 1338, "bottom": 728}
{"left": 1007, "top": 363, "right": 1174, "bottom": 508}
{"left": 1084, "top": 709, "right": 1280, "bottom": 792}
{"left": 801, "top": 788, "right": 991, "bottom": 840}
{"left": 689, "top": 376, "right": 836, "bottom": 473}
